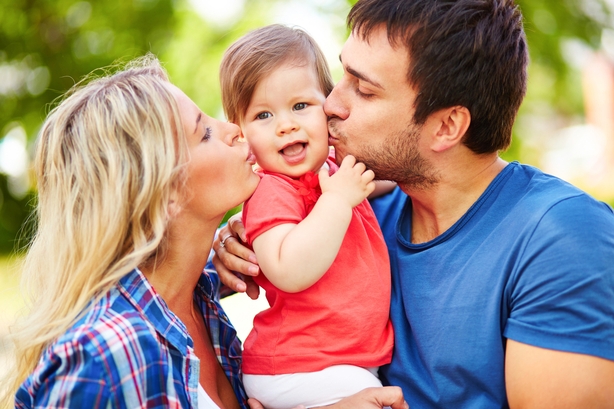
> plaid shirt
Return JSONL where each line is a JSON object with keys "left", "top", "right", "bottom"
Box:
{"left": 15, "top": 268, "right": 248, "bottom": 408}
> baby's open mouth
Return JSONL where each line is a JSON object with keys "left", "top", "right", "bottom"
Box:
{"left": 280, "top": 142, "right": 306, "bottom": 157}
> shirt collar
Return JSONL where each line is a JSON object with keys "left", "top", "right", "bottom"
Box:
{"left": 117, "top": 268, "right": 191, "bottom": 352}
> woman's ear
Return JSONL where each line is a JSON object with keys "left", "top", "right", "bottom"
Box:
{"left": 428, "top": 106, "right": 471, "bottom": 152}
{"left": 167, "top": 191, "right": 182, "bottom": 220}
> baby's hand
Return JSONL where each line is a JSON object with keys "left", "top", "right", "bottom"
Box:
{"left": 318, "top": 155, "right": 375, "bottom": 208}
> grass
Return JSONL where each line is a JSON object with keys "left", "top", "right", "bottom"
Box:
{"left": 0, "top": 254, "right": 25, "bottom": 336}
{"left": 0, "top": 254, "right": 25, "bottom": 381}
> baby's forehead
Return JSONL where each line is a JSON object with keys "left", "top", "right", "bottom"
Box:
{"left": 264, "top": 57, "right": 312, "bottom": 77}
{"left": 261, "top": 59, "right": 324, "bottom": 88}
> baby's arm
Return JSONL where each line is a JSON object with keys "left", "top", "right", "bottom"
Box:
{"left": 252, "top": 155, "right": 374, "bottom": 293}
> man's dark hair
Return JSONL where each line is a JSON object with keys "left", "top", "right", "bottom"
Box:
{"left": 348, "top": 0, "right": 528, "bottom": 154}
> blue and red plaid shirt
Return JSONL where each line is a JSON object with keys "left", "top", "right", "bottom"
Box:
{"left": 15, "top": 267, "right": 248, "bottom": 408}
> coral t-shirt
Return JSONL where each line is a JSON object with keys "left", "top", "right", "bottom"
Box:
{"left": 241, "top": 157, "right": 394, "bottom": 375}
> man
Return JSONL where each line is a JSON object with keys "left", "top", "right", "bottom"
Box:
{"left": 215, "top": 0, "right": 614, "bottom": 407}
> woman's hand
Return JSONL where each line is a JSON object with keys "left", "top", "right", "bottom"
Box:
{"left": 247, "top": 387, "right": 408, "bottom": 409}
{"left": 213, "top": 213, "right": 262, "bottom": 299}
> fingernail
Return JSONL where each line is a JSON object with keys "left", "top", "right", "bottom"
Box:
{"left": 248, "top": 255, "right": 258, "bottom": 264}
{"left": 236, "top": 282, "right": 246, "bottom": 292}
{"left": 248, "top": 266, "right": 259, "bottom": 275}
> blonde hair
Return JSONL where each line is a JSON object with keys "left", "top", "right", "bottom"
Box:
{"left": 0, "top": 54, "right": 188, "bottom": 405}
{"left": 220, "top": 24, "right": 334, "bottom": 124}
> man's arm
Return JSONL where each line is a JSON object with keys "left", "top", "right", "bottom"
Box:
{"left": 505, "top": 340, "right": 614, "bottom": 408}
{"left": 504, "top": 194, "right": 614, "bottom": 408}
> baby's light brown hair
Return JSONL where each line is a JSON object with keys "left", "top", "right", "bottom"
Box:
{"left": 220, "top": 24, "right": 334, "bottom": 124}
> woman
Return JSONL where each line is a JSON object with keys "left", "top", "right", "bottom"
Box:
{"left": 1, "top": 55, "right": 259, "bottom": 408}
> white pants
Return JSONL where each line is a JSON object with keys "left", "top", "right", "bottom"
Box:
{"left": 243, "top": 365, "right": 383, "bottom": 409}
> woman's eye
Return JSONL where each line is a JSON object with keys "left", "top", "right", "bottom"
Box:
{"left": 202, "top": 126, "right": 212, "bottom": 141}
{"left": 256, "top": 112, "right": 271, "bottom": 120}
{"left": 293, "top": 103, "right": 307, "bottom": 111}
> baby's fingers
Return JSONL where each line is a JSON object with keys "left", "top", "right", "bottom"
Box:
{"left": 318, "top": 166, "right": 330, "bottom": 182}
{"left": 362, "top": 168, "right": 375, "bottom": 183}
{"left": 339, "top": 154, "right": 357, "bottom": 170}
{"left": 352, "top": 161, "right": 367, "bottom": 175}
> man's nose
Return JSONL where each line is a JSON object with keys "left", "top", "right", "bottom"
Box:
{"left": 324, "top": 83, "right": 349, "bottom": 120}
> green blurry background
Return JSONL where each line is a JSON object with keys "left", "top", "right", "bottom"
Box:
{"left": 1, "top": 0, "right": 613, "bottom": 258}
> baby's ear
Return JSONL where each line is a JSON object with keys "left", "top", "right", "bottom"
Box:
{"left": 429, "top": 106, "right": 471, "bottom": 153}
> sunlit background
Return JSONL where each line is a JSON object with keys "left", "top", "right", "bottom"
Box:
{"left": 1, "top": 0, "right": 614, "bottom": 375}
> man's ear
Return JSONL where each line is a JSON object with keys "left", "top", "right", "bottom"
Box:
{"left": 428, "top": 106, "right": 471, "bottom": 152}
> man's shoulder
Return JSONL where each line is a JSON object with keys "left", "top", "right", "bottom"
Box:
{"left": 507, "top": 162, "right": 613, "bottom": 218}
{"left": 499, "top": 165, "right": 614, "bottom": 290}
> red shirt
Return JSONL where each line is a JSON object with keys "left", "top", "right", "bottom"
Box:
{"left": 242, "top": 158, "right": 394, "bottom": 375}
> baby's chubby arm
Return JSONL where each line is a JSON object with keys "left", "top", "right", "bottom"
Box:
{"left": 253, "top": 155, "right": 375, "bottom": 293}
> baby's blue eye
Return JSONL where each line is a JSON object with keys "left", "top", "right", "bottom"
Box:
{"left": 294, "top": 103, "right": 307, "bottom": 111}
{"left": 256, "top": 112, "right": 271, "bottom": 120}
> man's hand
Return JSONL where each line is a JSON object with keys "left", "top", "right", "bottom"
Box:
{"left": 212, "top": 213, "right": 261, "bottom": 300}
{"left": 247, "top": 387, "right": 408, "bottom": 409}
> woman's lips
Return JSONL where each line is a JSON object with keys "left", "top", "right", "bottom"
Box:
{"left": 246, "top": 150, "right": 257, "bottom": 164}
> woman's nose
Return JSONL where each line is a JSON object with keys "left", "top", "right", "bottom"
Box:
{"left": 222, "top": 121, "right": 242, "bottom": 145}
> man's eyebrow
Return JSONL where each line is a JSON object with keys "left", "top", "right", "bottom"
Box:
{"left": 193, "top": 112, "right": 202, "bottom": 134}
{"left": 339, "top": 54, "right": 384, "bottom": 90}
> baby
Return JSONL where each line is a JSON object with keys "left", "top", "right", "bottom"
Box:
{"left": 220, "top": 24, "right": 394, "bottom": 409}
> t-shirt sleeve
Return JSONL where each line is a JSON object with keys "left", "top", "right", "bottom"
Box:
{"left": 504, "top": 195, "right": 614, "bottom": 360}
{"left": 242, "top": 175, "right": 306, "bottom": 246}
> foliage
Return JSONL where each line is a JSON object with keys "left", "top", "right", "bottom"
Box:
{"left": 506, "top": 0, "right": 611, "bottom": 163}
{"left": 0, "top": 0, "right": 177, "bottom": 137}
{"left": 517, "top": 0, "right": 607, "bottom": 112}
{"left": 0, "top": 179, "right": 34, "bottom": 253}
{"left": 0, "top": 0, "right": 612, "bottom": 253}
{"left": 0, "top": 0, "right": 178, "bottom": 253}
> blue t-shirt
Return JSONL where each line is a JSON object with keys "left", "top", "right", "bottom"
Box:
{"left": 370, "top": 162, "right": 614, "bottom": 408}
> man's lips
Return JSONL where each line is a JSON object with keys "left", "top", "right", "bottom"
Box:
{"left": 327, "top": 120, "right": 341, "bottom": 144}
